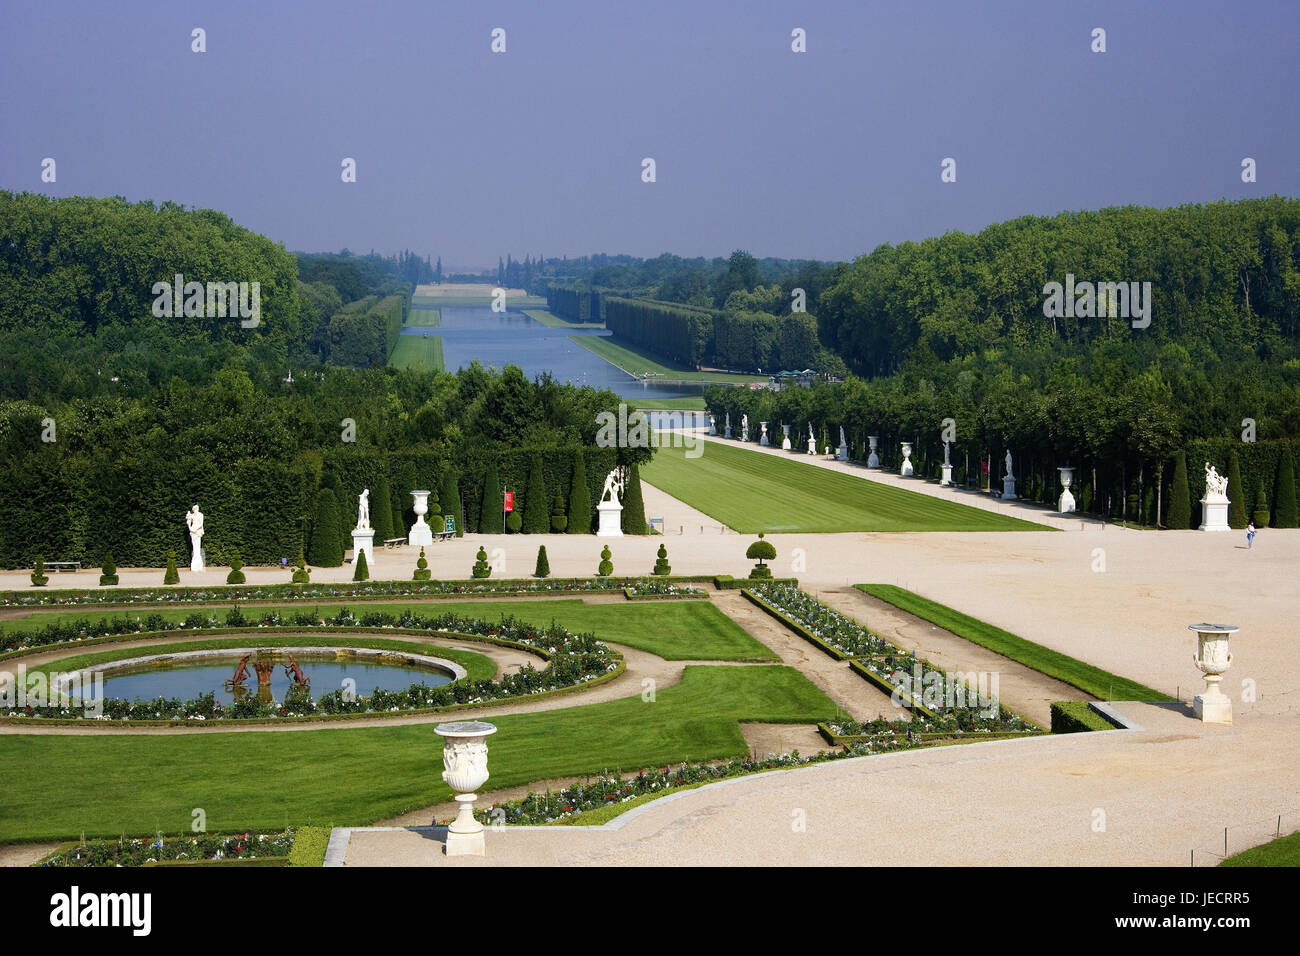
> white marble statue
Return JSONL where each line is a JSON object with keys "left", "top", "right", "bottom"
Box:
{"left": 806, "top": 422, "right": 817, "bottom": 455}
{"left": 185, "top": 504, "right": 205, "bottom": 573}
{"left": 601, "top": 467, "right": 625, "bottom": 505}
{"left": 839, "top": 426, "right": 847, "bottom": 447}
{"left": 1004, "top": 449, "right": 1014, "bottom": 479}
{"left": 741, "top": 414, "right": 749, "bottom": 442}
{"left": 724, "top": 412, "right": 732, "bottom": 439}
{"left": 356, "top": 488, "right": 370, "bottom": 530}
{"left": 1204, "top": 462, "right": 1229, "bottom": 499}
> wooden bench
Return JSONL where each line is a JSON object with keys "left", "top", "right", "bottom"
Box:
{"left": 45, "top": 561, "right": 81, "bottom": 572}
{"left": 384, "top": 538, "right": 405, "bottom": 550}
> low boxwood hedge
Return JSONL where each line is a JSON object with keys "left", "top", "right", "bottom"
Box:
{"left": 1050, "top": 701, "right": 1122, "bottom": 733}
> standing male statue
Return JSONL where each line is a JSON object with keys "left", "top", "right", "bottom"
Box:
{"left": 185, "top": 504, "right": 205, "bottom": 573}
{"left": 357, "top": 488, "right": 370, "bottom": 529}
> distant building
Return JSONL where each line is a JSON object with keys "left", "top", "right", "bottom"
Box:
{"left": 769, "top": 369, "right": 817, "bottom": 390}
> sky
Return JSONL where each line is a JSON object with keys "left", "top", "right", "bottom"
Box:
{"left": 2, "top": 0, "right": 1297, "bottom": 270}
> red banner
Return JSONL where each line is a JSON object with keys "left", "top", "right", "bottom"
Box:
{"left": 504, "top": 491, "right": 514, "bottom": 513}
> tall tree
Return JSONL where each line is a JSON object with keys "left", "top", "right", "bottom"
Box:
{"left": 308, "top": 487, "right": 344, "bottom": 566}
{"left": 567, "top": 450, "right": 592, "bottom": 533}
{"left": 479, "top": 461, "right": 502, "bottom": 533}
{"left": 522, "top": 454, "right": 549, "bottom": 533}
{"left": 621, "top": 464, "right": 648, "bottom": 534}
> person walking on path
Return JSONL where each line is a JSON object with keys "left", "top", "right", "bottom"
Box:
{"left": 1247, "top": 520, "right": 1257, "bottom": 549}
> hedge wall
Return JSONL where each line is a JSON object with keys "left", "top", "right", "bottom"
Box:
{"left": 326, "top": 293, "right": 406, "bottom": 367}
{"left": 603, "top": 296, "right": 714, "bottom": 367}
{"left": 546, "top": 286, "right": 605, "bottom": 323}
{"left": 1183, "top": 439, "right": 1299, "bottom": 528}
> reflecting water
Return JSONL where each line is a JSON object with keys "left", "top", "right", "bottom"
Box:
{"left": 98, "top": 657, "right": 453, "bottom": 705}
{"left": 402, "top": 306, "right": 707, "bottom": 402}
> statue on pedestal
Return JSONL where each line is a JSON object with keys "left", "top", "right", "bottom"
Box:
{"left": 741, "top": 414, "right": 749, "bottom": 442}
{"left": 185, "top": 504, "right": 205, "bottom": 573}
{"left": 807, "top": 422, "right": 817, "bottom": 455}
{"left": 1204, "top": 462, "right": 1229, "bottom": 499}
{"left": 356, "top": 488, "right": 370, "bottom": 529}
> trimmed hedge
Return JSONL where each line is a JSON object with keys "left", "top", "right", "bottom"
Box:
{"left": 1050, "top": 701, "right": 1123, "bottom": 734}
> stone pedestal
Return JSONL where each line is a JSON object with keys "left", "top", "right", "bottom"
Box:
{"left": 838, "top": 442, "right": 849, "bottom": 462}
{"left": 352, "top": 527, "right": 374, "bottom": 566}
{"left": 435, "top": 721, "right": 498, "bottom": 857}
{"left": 708, "top": 416, "right": 717, "bottom": 436}
{"left": 867, "top": 436, "right": 880, "bottom": 469}
{"left": 597, "top": 499, "right": 623, "bottom": 537}
{"left": 724, "top": 414, "right": 732, "bottom": 439}
{"left": 900, "top": 442, "right": 914, "bottom": 478}
{"left": 1002, "top": 475, "right": 1017, "bottom": 500}
{"left": 1190, "top": 624, "right": 1237, "bottom": 724}
{"left": 409, "top": 491, "right": 434, "bottom": 547}
{"left": 760, "top": 422, "right": 770, "bottom": 447}
{"left": 1058, "top": 467, "right": 1076, "bottom": 514}
{"left": 1199, "top": 497, "right": 1230, "bottom": 531}
{"left": 940, "top": 463, "right": 953, "bottom": 487}
{"left": 781, "top": 424, "right": 792, "bottom": 451}
{"left": 190, "top": 544, "right": 204, "bottom": 574}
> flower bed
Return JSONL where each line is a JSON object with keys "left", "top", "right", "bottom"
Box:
{"left": 748, "top": 585, "right": 1039, "bottom": 733}
{"left": 39, "top": 830, "right": 294, "bottom": 867}
{"left": 623, "top": 580, "right": 707, "bottom": 600}
{"left": 1, "top": 608, "right": 619, "bottom": 721}
{"left": 472, "top": 744, "right": 923, "bottom": 826}
{"left": 0, "top": 576, "right": 711, "bottom": 609}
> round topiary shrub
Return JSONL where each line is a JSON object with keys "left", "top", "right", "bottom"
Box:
{"left": 550, "top": 495, "right": 567, "bottom": 533}
{"left": 597, "top": 545, "right": 613, "bottom": 577}
{"left": 1253, "top": 487, "right": 1270, "bottom": 528}
{"left": 226, "top": 551, "right": 245, "bottom": 585}
{"left": 30, "top": 556, "right": 48, "bottom": 587}
{"left": 534, "top": 545, "right": 550, "bottom": 578}
{"left": 506, "top": 511, "right": 523, "bottom": 533}
{"left": 99, "top": 552, "right": 119, "bottom": 587}
{"left": 652, "top": 543, "right": 671, "bottom": 576}
{"left": 163, "top": 552, "right": 180, "bottom": 585}
{"left": 746, "top": 532, "right": 776, "bottom": 580}
{"left": 353, "top": 548, "right": 370, "bottom": 582}
{"left": 413, "top": 546, "right": 431, "bottom": 580}
{"left": 472, "top": 546, "right": 492, "bottom": 579}
{"left": 292, "top": 549, "right": 310, "bottom": 584}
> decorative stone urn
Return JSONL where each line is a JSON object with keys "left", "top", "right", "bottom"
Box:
{"left": 435, "top": 721, "right": 498, "bottom": 856}
{"left": 900, "top": 442, "right": 914, "bottom": 478}
{"left": 760, "top": 421, "right": 769, "bottom": 447}
{"left": 781, "top": 423, "right": 792, "bottom": 451}
{"left": 867, "top": 436, "right": 880, "bottom": 469}
{"left": 939, "top": 441, "right": 954, "bottom": 486}
{"left": 708, "top": 415, "right": 717, "bottom": 436}
{"left": 408, "top": 490, "right": 434, "bottom": 547}
{"left": 1190, "top": 623, "right": 1237, "bottom": 724}
{"left": 1058, "top": 467, "right": 1077, "bottom": 514}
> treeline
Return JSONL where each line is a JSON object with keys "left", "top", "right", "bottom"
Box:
{"left": 322, "top": 293, "right": 408, "bottom": 367}
{"left": 603, "top": 296, "right": 839, "bottom": 373}
{"left": 546, "top": 286, "right": 605, "bottom": 323}
{"left": 819, "top": 197, "right": 1300, "bottom": 377}
{"left": 0, "top": 362, "right": 652, "bottom": 569}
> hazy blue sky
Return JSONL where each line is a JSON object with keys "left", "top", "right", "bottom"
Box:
{"left": 2, "top": 0, "right": 1296, "bottom": 270}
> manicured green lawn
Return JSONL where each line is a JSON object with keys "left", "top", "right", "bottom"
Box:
{"left": 412, "top": 295, "right": 546, "bottom": 308}
{"left": 858, "top": 584, "right": 1173, "bottom": 702}
{"left": 405, "top": 308, "right": 440, "bottom": 326}
{"left": 21, "top": 636, "right": 499, "bottom": 685}
{"left": 2, "top": 598, "right": 777, "bottom": 663}
{"left": 0, "top": 665, "right": 833, "bottom": 841}
{"left": 523, "top": 308, "right": 603, "bottom": 329}
{"left": 1220, "top": 830, "right": 1300, "bottom": 866}
{"left": 570, "top": 335, "right": 767, "bottom": 383}
{"left": 642, "top": 442, "right": 1050, "bottom": 533}
{"left": 389, "top": 331, "right": 444, "bottom": 372}
{"left": 636, "top": 396, "right": 707, "bottom": 411}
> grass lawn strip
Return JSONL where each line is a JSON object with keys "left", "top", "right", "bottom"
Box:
{"left": 0, "top": 665, "right": 834, "bottom": 842}
{"left": 569, "top": 334, "right": 767, "bottom": 383}
{"left": 857, "top": 584, "right": 1172, "bottom": 702}
{"left": 1219, "top": 830, "right": 1300, "bottom": 866}
{"left": 642, "top": 441, "right": 1049, "bottom": 533}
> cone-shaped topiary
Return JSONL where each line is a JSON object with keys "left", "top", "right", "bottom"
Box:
{"left": 309, "top": 487, "right": 344, "bottom": 567}
{"left": 163, "top": 552, "right": 180, "bottom": 585}
{"left": 479, "top": 461, "right": 502, "bottom": 533}
{"left": 472, "top": 546, "right": 492, "bottom": 579}
{"left": 1227, "top": 451, "right": 1246, "bottom": 529}
{"left": 441, "top": 470, "right": 465, "bottom": 537}
{"left": 621, "top": 464, "right": 648, "bottom": 534}
{"left": 427, "top": 489, "right": 443, "bottom": 535}
{"left": 1273, "top": 451, "right": 1298, "bottom": 529}
{"left": 597, "top": 545, "right": 613, "bottom": 577}
{"left": 567, "top": 449, "right": 592, "bottom": 534}
{"left": 1166, "top": 451, "right": 1191, "bottom": 529}
{"left": 550, "top": 494, "right": 568, "bottom": 532}
{"left": 225, "top": 551, "right": 245, "bottom": 584}
{"left": 353, "top": 548, "right": 370, "bottom": 581}
{"left": 523, "top": 455, "right": 549, "bottom": 533}
{"left": 31, "top": 555, "right": 48, "bottom": 587}
{"left": 1252, "top": 486, "right": 1270, "bottom": 528}
{"left": 413, "top": 546, "right": 431, "bottom": 580}
{"left": 292, "top": 549, "right": 311, "bottom": 583}
{"left": 534, "top": 545, "right": 550, "bottom": 578}
{"left": 746, "top": 532, "right": 776, "bottom": 579}
{"left": 652, "top": 543, "right": 671, "bottom": 576}
{"left": 99, "top": 552, "right": 119, "bottom": 586}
